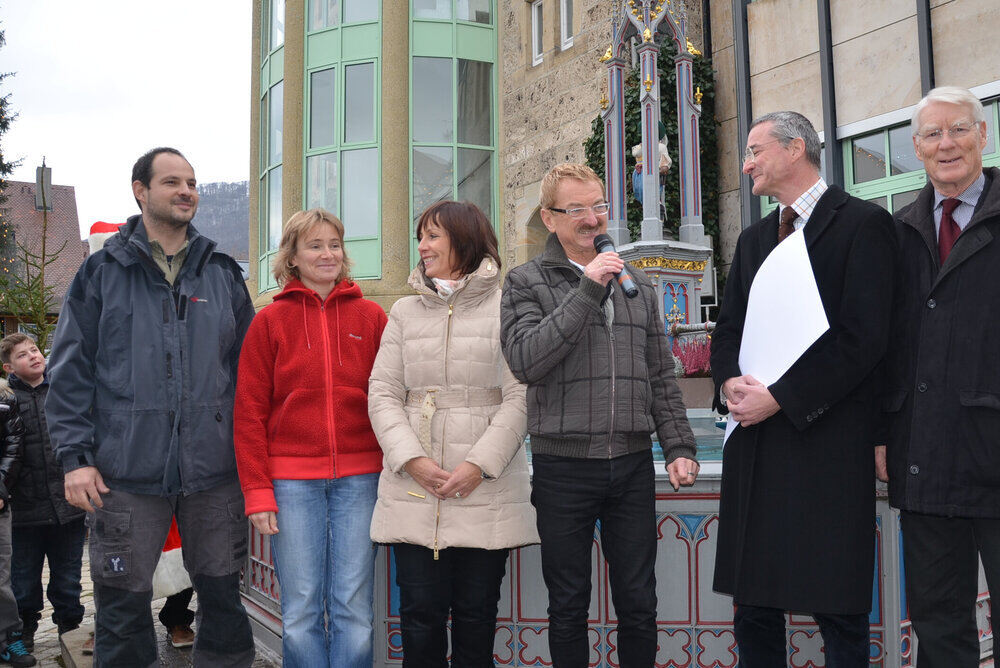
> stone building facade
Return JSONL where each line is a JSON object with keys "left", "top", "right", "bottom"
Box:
{"left": 248, "top": 0, "right": 705, "bottom": 309}
{"left": 710, "top": 0, "right": 1000, "bottom": 272}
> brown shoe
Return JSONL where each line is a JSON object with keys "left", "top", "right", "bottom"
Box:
{"left": 82, "top": 633, "right": 94, "bottom": 656}
{"left": 168, "top": 625, "right": 195, "bottom": 649}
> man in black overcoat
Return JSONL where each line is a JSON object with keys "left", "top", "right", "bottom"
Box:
{"left": 876, "top": 86, "right": 1000, "bottom": 668}
{"left": 711, "top": 111, "right": 895, "bottom": 667}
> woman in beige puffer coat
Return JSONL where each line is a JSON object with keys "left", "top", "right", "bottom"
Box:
{"left": 369, "top": 201, "right": 538, "bottom": 665}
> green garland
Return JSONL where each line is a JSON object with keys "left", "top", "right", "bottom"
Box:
{"left": 583, "top": 38, "right": 723, "bottom": 303}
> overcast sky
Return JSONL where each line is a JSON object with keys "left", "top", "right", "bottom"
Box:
{"left": 3, "top": 1, "right": 251, "bottom": 239}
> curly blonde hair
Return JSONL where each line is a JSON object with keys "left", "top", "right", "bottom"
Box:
{"left": 272, "top": 209, "right": 353, "bottom": 286}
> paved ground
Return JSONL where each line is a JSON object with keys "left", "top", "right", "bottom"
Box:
{"left": 30, "top": 541, "right": 280, "bottom": 667}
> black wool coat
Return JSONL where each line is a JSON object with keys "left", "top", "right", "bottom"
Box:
{"left": 884, "top": 168, "right": 1000, "bottom": 519}
{"left": 711, "top": 185, "right": 896, "bottom": 614}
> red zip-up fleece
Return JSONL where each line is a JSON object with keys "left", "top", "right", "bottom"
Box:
{"left": 234, "top": 278, "right": 388, "bottom": 515}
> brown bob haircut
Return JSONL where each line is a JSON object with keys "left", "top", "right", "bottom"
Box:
{"left": 272, "top": 208, "right": 353, "bottom": 286}
{"left": 416, "top": 201, "right": 501, "bottom": 276}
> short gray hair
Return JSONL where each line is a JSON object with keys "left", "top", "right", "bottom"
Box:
{"left": 750, "top": 111, "right": 822, "bottom": 170}
{"left": 911, "top": 86, "right": 985, "bottom": 135}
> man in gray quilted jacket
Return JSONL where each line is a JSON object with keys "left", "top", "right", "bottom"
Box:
{"left": 501, "top": 162, "right": 698, "bottom": 667}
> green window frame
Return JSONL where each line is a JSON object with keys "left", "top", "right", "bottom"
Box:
{"left": 303, "top": 0, "right": 383, "bottom": 280}
{"left": 258, "top": 0, "right": 286, "bottom": 293}
{"left": 844, "top": 100, "right": 1000, "bottom": 213}
{"left": 409, "top": 0, "right": 498, "bottom": 268}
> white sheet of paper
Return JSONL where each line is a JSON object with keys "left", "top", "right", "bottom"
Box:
{"left": 724, "top": 229, "right": 829, "bottom": 444}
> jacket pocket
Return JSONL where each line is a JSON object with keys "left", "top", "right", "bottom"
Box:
{"left": 957, "top": 390, "right": 1000, "bottom": 487}
{"left": 881, "top": 389, "right": 908, "bottom": 413}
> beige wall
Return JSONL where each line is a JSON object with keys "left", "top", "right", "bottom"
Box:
{"left": 498, "top": 0, "right": 705, "bottom": 269}
{"left": 710, "top": 0, "right": 1000, "bottom": 270}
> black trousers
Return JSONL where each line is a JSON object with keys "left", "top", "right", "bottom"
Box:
{"left": 393, "top": 544, "right": 508, "bottom": 668}
{"left": 901, "top": 511, "right": 1000, "bottom": 668}
{"left": 531, "top": 450, "right": 657, "bottom": 668}
{"left": 733, "top": 604, "right": 869, "bottom": 667}
{"left": 158, "top": 588, "right": 195, "bottom": 629}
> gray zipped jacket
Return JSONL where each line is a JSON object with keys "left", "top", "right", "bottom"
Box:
{"left": 500, "top": 233, "right": 696, "bottom": 464}
{"left": 46, "top": 215, "right": 255, "bottom": 496}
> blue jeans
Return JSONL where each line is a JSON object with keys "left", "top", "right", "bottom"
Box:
{"left": 12, "top": 518, "right": 85, "bottom": 634}
{"left": 271, "top": 475, "right": 378, "bottom": 668}
{"left": 531, "top": 450, "right": 658, "bottom": 668}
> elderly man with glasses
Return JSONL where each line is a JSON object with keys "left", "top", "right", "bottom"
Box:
{"left": 877, "top": 86, "right": 1000, "bottom": 668}
{"left": 711, "top": 111, "right": 896, "bottom": 667}
{"left": 500, "top": 163, "right": 698, "bottom": 667}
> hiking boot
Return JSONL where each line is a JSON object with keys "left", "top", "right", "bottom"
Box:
{"left": 0, "top": 634, "right": 36, "bottom": 667}
{"left": 168, "top": 625, "right": 195, "bottom": 649}
{"left": 82, "top": 632, "right": 94, "bottom": 655}
{"left": 7, "top": 632, "right": 29, "bottom": 654}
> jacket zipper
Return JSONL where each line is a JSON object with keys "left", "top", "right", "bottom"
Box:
{"left": 605, "top": 311, "right": 616, "bottom": 458}
{"left": 433, "top": 301, "right": 456, "bottom": 560}
{"left": 318, "top": 301, "right": 337, "bottom": 478}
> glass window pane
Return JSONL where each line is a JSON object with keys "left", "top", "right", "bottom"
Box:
{"left": 532, "top": 2, "right": 543, "bottom": 63}
{"left": 413, "top": 146, "right": 454, "bottom": 223}
{"left": 260, "top": 95, "right": 268, "bottom": 171}
{"left": 310, "top": 69, "right": 336, "bottom": 149}
{"left": 457, "top": 60, "right": 492, "bottom": 146}
{"left": 414, "top": 0, "right": 450, "bottom": 19}
{"left": 345, "top": 62, "right": 375, "bottom": 144}
{"left": 458, "top": 148, "right": 492, "bottom": 221}
{"left": 307, "top": 153, "right": 339, "bottom": 213}
{"left": 413, "top": 58, "right": 453, "bottom": 142}
{"left": 343, "top": 0, "right": 377, "bottom": 23}
{"left": 561, "top": 0, "right": 573, "bottom": 44}
{"left": 868, "top": 196, "right": 887, "bottom": 211}
{"left": 269, "top": 82, "right": 284, "bottom": 165}
{"left": 984, "top": 102, "right": 996, "bottom": 155}
{"left": 892, "top": 189, "right": 921, "bottom": 213}
{"left": 309, "top": 0, "right": 339, "bottom": 31}
{"left": 268, "top": 166, "right": 283, "bottom": 251}
{"left": 457, "top": 0, "right": 492, "bottom": 24}
{"left": 342, "top": 149, "right": 379, "bottom": 238}
{"left": 270, "top": 0, "right": 285, "bottom": 49}
{"left": 889, "top": 125, "right": 921, "bottom": 175}
{"left": 852, "top": 132, "right": 886, "bottom": 184}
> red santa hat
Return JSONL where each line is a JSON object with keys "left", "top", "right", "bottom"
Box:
{"left": 87, "top": 221, "right": 124, "bottom": 255}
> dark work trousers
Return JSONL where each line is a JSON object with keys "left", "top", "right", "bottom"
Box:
{"left": 733, "top": 604, "right": 869, "bottom": 667}
{"left": 158, "top": 588, "right": 195, "bottom": 629}
{"left": 87, "top": 478, "right": 253, "bottom": 668}
{"left": 393, "top": 543, "right": 508, "bottom": 668}
{"left": 11, "top": 517, "right": 85, "bottom": 634}
{"left": 901, "top": 511, "right": 1000, "bottom": 668}
{"left": 531, "top": 450, "right": 658, "bottom": 668}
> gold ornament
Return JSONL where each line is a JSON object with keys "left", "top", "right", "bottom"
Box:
{"left": 644, "top": 75, "right": 653, "bottom": 92}
{"left": 599, "top": 45, "right": 613, "bottom": 62}
{"left": 642, "top": 27, "right": 652, "bottom": 42}
{"left": 694, "top": 86, "right": 703, "bottom": 104}
{"left": 629, "top": 257, "right": 708, "bottom": 272}
{"left": 686, "top": 39, "right": 702, "bottom": 56}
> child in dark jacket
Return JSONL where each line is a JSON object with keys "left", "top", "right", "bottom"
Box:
{"left": 2, "top": 333, "right": 85, "bottom": 654}
{"left": 0, "top": 373, "right": 34, "bottom": 666}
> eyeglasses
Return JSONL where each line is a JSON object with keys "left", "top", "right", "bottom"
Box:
{"left": 915, "top": 121, "right": 980, "bottom": 144}
{"left": 548, "top": 203, "right": 611, "bottom": 219}
{"left": 743, "top": 139, "right": 782, "bottom": 163}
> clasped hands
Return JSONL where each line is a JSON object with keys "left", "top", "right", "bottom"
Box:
{"left": 405, "top": 456, "right": 483, "bottom": 501}
{"left": 723, "top": 374, "right": 780, "bottom": 426}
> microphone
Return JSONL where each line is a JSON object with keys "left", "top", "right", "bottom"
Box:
{"left": 593, "top": 234, "right": 639, "bottom": 298}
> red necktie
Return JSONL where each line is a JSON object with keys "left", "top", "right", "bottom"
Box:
{"left": 778, "top": 207, "right": 799, "bottom": 244}
{"left": 938, "top": 198, "right": 961, "bottom": 265}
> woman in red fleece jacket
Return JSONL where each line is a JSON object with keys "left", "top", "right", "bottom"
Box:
{"left": 234, "top": 208, "right": 387, "bottom": 667}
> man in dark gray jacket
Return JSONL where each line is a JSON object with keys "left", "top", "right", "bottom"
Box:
{"left": 501, "top": 163, "right": 698, "bottom": 667}
{"left": 46, "top": 147, "right": 256, "bottom": 667}
{"left": 879, "top": 86, "right": 1000, "bottom": 668}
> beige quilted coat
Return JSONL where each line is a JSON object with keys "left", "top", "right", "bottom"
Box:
{"left": 368, "top": 259, "right": 538, "bottom": 552}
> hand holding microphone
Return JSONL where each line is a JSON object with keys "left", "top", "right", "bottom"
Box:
{"left": 589, "top": 234, "right": 639, "bottom": 298}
